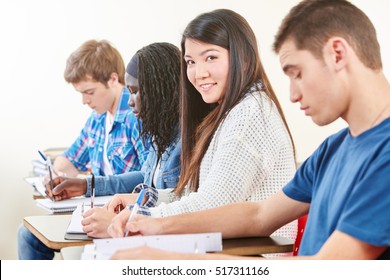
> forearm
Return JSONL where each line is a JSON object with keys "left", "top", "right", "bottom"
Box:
{"left": 91, "top": 172, "right": 144, "bottom": 196}
{"left": 53, "top": 156, "right": 80, "bottom": 177}
{"left": 160, "top": 202, "right": 264, "bottom": 238}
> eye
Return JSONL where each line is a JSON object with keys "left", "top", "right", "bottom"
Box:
{"left": 294, "top": 72, "right": 301, "bottom": 80}
{"left": 185, "top": 59, "right": 194, "bottom": 66}
{"left": 206, "top": 55, "right": 217, "bottom": 61}
{"left": 126, "top": 86, "right": 138, "bottom": 95}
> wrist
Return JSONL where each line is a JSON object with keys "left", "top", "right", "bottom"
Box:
{"left": 83, "top": 178, "right": 88, "bottom": 194}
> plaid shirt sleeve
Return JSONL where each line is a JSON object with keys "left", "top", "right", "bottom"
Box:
{"left": 127, "top": 183, "right": 159, "bottom": 216}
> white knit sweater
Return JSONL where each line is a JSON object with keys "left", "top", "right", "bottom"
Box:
{"left": 150, "top": 91, "right": 297, "bottom": 241}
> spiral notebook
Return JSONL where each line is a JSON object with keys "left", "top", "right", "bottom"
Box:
{"left": 35, "top": 195, "right": 112, "bottom": 213}
{"left": 64, "top": 203, "right": 93, "bottom": 240}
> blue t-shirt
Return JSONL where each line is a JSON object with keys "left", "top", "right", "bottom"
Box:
{"left": 284, "top": 118, "right": 390, "bottom": 259}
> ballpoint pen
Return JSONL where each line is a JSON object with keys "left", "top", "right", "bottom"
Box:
{"left": 90, "top": 174, "right": 95, "bottom": 208}
{"left": 38, "top": 150, "right": 55, "bottom": 197}
{"left": 38, "top": 150, "right": 58, "bottom": 177}
{"left": 124, "top": 189, "right": 146, "bottom": 237}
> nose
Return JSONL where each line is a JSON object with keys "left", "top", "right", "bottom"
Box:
{"left": 128, "top": 94, "right": 135, "bottom": 108}
{"left": 82, "top": 94, "right": 90, "bottom": 105}
{"left": 195, "top": 63, "right": 209, "bottom": 79}
{"left": 289, "top": 82, "right": 302, "bottom": 103}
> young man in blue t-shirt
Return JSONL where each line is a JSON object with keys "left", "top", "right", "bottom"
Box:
{"left": 107, "top": 0, "right": 390, "bottom": 260}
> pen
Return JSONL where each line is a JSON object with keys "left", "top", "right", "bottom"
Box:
{"left": 124, "top": 189, "right": 146, "bottom": 237}
{"left": 90, "top": 174, "right": 95, "bottom": 208}
{"left": 48, "top": 164, "right": 54, "bottom": 192}
{"left": 38, "top": 150, "right": 58, "bottom": 177}
{"left": 38, "top": 150, "right": 55, "bottom": 198}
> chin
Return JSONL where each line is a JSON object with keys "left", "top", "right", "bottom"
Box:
{"left": 201, "top": 96, "right": 219, "bottom": 104}
{"left": 312, "top": 117, "right": 334, "bottom": 127}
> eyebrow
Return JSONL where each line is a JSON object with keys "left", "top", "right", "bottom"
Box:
{"left": 82, "top": 88, "right": 95, "bottom": 94}
{"left": 184, "top": 48, "right": 222, "bottom": 58}
{"left": 282, "top": 64, "right": 296, "bottom": 74}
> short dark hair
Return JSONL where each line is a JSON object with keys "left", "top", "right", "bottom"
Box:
{"left": 273, "top": 0, "right": 382, "bottom": 70}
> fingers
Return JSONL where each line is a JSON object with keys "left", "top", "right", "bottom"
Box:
{"left": 51, "top": 178, "right": 69, "bottom": 195}
{"left": 106, "top": 195, "right": 122, "bottom": 212}
{"left": 107, "top": 209, "right": 130, "bottom": 237}
{"left": 51, "top": 178, "right": 86, "bottom": 199}
{"left": 83, "top": 208, "right": 94, "bottom": 218}
{"left": 106, "top": 197, "right": 125, "bottom": 213}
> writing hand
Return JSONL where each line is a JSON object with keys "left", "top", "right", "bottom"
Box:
{"left": 81, "top": 207, "right": 116, "bottom": 238}
{"left": 46, "top": 177, "right": 87, "bottom": 201}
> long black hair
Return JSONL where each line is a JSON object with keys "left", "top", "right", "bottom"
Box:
{"left": 176, "top": 9, "right": 295, "bottom": 194}
{"left": 136, "top": 43, "right": 181, "bottom": 158}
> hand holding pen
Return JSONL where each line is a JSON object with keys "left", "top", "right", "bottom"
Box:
{"left": 38, "top": 150, "right": 56, "bottom": 200}
{"left": 124, "top": 189, "right": 146, "bottom": 237}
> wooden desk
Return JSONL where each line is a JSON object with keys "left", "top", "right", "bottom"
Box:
{"left": 24, "top": 215, "right": 293, "bottom": 258}
{"left": 61, "top": 237, "right": 294, "bottom": 260}
{"left": 32, "top": 189, "right": 44, "bottom": 200}
{"left": 23, "top": 215, "right": 92, "bottom": 250}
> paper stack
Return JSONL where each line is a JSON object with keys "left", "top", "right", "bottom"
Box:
{"left": 81, "top": 232, "right": 223, "bottom": 260}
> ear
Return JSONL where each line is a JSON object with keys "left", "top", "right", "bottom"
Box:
{"left": 107, "top": 72, "right": 119, "bottom": 87}
{"left": 325, "top": 37, "right": 349, "bottom": 71}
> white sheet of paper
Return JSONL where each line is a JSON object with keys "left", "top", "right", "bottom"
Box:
{"left": 80, "top": 232, "right": 223, "bottom": 259}
{"left": 66, "top": 204, "right": 91, "bottom": 233}
{"left": 24, "top": 176, "right": 47, "bottom": 197}
{"left": 35, "top": 195, "right": 112, "bottom": 213}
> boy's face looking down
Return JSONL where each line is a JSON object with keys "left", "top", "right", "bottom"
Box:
{"left": 278, "top": 39, "right": 349, "bottom": 127}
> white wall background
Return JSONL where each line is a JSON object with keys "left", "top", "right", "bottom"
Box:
{"left": 0, "top": 0, "right": 388, "bottom": 259}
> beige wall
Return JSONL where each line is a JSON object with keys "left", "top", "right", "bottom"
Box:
{"left": 0, "top": 0, "right": 389, "bottom": 259}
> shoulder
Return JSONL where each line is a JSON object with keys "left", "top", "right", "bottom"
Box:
{"left": 228, "top": 92, "right": 273, "bottom": 118}
{"left": 223, "top": 92, "right": 281, "bottom": 131}
{"left": 121, "top": 110, "right": 138, "bottom": 127}
{"left": 84, "top": 111, "right": 104, "bottom": 127}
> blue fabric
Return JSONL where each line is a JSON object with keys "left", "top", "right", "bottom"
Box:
{"left": 63, "top": 87, "right": 150, "bottom": 176}
{"left": 85, "top": 131, "right": 181, "bottom": 196}
{"left": 284, "top": 118, "right": 390, "bottom": 259}
{"left": 17, "top": 224, "right": 57, "bottom": 260}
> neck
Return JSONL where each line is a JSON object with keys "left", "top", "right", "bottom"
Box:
{"left": 108, "top": 84, "right": 124, "bottom": 116}
{"left": 347, "top": 72, "right": 390, "bottom": 136}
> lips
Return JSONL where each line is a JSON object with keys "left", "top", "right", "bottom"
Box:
{"left": 300, "top": 106, "right": 309, "bottom": 115}
{"left": 199, "top": 82, "right": 217, "bottom": 92}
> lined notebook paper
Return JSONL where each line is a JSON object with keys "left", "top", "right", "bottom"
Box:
{"left": 81, "top": 232, "right": 223, "bottom": 259}
{"left": 64, "top": 204, "right": 93, "bottom": 240}
{"left": 36, "top": 195, "right": 112, "bottom": 213}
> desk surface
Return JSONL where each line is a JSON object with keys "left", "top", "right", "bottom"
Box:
{"left": 23, "top": 215, "right": 92, "bottom": 250}
{"left": 24, "top": 215, "right": 293, "bottom": 257}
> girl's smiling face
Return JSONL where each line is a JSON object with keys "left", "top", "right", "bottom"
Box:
{"left": 184, "top": 39, "right": 230, "bottom": 104}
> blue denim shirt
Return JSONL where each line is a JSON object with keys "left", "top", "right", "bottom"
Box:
{"left": 86, "top": 131, "right": 181, "bottom": 196}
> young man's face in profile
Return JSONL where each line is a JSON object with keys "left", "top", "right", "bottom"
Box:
{"left": 278, "top": 39, "right": 347, "bottom": 127}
